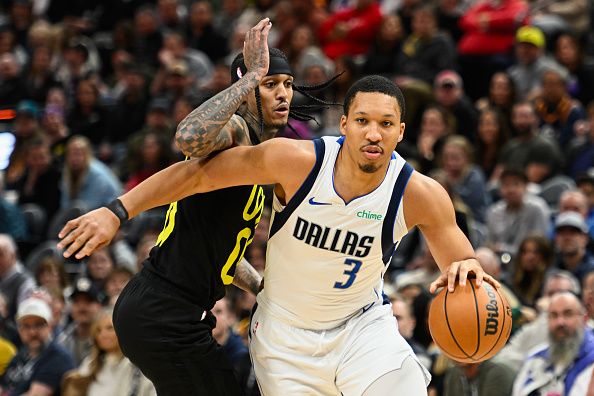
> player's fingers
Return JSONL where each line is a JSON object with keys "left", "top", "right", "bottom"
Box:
{"left": 57, "top": 225, "right": 84, "bottom": 253}
{"left": 447, "top": 262, "right": 460, "bottom": 292}
{"left": 75, "top": 236, "right": 103, "bottom": 260}
{"left": 63, "top": 228, "right": 94, "bottom": 259}
{"left": 458, "top": 262, "right": 470, "bottom": 287}
{"left": 256, "top": 17, "right": 270, "bottom": 31}
{"left": 473, "top": 263, "right": 485, "bottom": 287}
{"left": 262, "top": 20, "right": 272, "bottom": 36}
{"left": 429, "top": 275, "right": 447, "bottom": 294}
{"left": 483, "top": 274, "right": 501, "bottom": 289}
{"left": 58, "top": 219, "right": 79, "bottom": 240}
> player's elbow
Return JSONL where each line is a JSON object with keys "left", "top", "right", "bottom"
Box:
{"left": 175, "top": 123, "right": 207, "bottom": 158}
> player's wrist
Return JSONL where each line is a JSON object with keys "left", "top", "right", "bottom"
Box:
{"left": 106, "top": 198, "right": 129, "bottom": 226}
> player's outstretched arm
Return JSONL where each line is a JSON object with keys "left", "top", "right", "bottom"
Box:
{"left": 57, "top": 159, "right": 208, "bottom": 259}
{"left": 58, "top": 138, "right": 313, "bottom": 259}
{"left": 175, "top": 18, "right": 271, "bottom": 158}
{"left": 403, "top": 172, "right": 500, "bottom": 293}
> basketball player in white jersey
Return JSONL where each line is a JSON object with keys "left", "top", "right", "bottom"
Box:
{"left": 57, "top": 74, "right": 499, "bottom": 395}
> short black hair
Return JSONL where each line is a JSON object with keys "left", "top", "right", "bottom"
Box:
{"left": 343, "top": 75, "right": 406, "bottom": 122}
{"left": 500, "top": 167, "right": 528, "bottom": 183}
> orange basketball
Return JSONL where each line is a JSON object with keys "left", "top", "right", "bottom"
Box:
{"left": 428, "top": 279, "right": 512, "bottom": 363}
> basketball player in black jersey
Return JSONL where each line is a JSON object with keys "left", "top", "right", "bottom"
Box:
{"left": 58, "top": 19, "right": 336, "bottom": 396}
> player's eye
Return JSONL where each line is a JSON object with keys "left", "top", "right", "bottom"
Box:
{"left": 355, "top": 118, "right": 366, "bottom": 124}
{"left": 383, "top": 121, "right": 393, "bottom": 127}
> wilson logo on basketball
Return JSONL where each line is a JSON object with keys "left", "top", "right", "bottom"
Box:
{"left": 484, "top": 286, "right": 499, "bottom": 336}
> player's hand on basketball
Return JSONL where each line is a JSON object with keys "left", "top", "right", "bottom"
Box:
{"left": 429, "top": 258, "right": 501, "bottom": 294}
{"left": 57, "top": 207, "right": 120, "bottom": 259}
{"left": 243, "top": 18, "right": 271, "bottom": 79}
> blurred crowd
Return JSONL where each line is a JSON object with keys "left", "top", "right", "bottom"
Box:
{"left": 0, "top": 0, "right": 594, "bottom": 395}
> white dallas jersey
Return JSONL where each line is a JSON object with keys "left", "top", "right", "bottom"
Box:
{"left": 258, "top": 136, "right": 414, "bottom": 330}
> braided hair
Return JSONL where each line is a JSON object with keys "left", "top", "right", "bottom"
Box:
{"left": 230, "top": 48, "right": 340, "bottom": 137}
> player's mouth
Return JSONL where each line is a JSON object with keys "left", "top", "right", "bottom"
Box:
{"left": 361, "top": 145, "right": 383, "bottom": 160}
{"left": 274, "top": 103, "right": 289, "bottom": 117}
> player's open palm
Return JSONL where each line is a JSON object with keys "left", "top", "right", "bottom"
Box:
{"left": 243, "top": 18, "right": 271, "bottom": 79}
{"left": 57, "top": 207, "right": 120, "bottom": 259}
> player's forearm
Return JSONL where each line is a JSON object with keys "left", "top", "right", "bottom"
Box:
{"left": 119, "top": 160, "right": 201, "bottom": 219}
{"left": 175, "top": 71, "right": 261, "bottom": 158}
{"left": 232, "top": 258, "right": 263, "bottom": 296}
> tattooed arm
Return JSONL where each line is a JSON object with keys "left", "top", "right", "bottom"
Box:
{"left": 232, "top": 258, "right": 263, "bottom": 295}
{"left": 175, "top": 18, "right": 272, "bottom": 158}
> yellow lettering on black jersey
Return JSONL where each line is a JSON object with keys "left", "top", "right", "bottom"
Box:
{"left": 221, "top": 185, "right": 264, "bottom": 284}
{"left": 156, "top": 202, "right": 178, "bottom": 247}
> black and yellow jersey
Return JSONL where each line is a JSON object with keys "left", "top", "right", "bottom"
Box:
{"left": 144, "top": 183, "right": 265, "bottom": 310}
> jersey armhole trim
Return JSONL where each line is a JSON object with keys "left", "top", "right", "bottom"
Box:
{"left": 381, "top": 162, "right": 414, "bottom": 264}
{"left": 269, "top": 139, "right": 326, "bottom": 238}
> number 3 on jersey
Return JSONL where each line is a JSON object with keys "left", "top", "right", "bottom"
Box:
{"left": 334, "top": 258, "right": 362, "bottom": 289}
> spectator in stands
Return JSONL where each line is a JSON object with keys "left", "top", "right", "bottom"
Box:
{"left": 531, "top": 0, "right": 590, "bottom": 36}
{"left": 476, "top": 72, "right": 517, "bottom": 128}
{"left": 433, "top": 70, "right": 478, "bottom": 143}
{"left": 34, "top": 256, "right": 69, "bottom": 297}
{"left": 475, "top": 107, "right": 510, "bottom": 181}
{"left": 60, "top": 135, "right": 121, "bottom": 211}
{"left": 576, "top": 173, "right": 594, "bottom": 239}
{"left": 110, "top": 63, "right": 150, "bottom": 148}
{"left": 124, "top": 132, "right": 175, "bottom": 192}
{"left": 534, "top": 67, "right": 586, "bottom": 149}
{"left": 187, "top": 1, "right": 229, "bottom": 63}
{"left": 104, "top": 267, "right": 134, "bottom": 306}
{"left": 61, "top": 308, "right": 156, "bottom": 396}
{"left": 497, "top": 101, "right": 563, "bottom": 181}
{"left": 486, "top": 168, "right": 550, "bottom": 256}
{"left": 439, "top": 135, "right": 490, "bottom": 223}
{"left": 157, "top": 0, "right": 184, "bottom": 32}
{"left": 212, "top": 296, "right": 248, "bottom": 373}
{"left": 22, "top": 46, "right": 61, "bottom": 105}
{"left": 85, "top": 247, "right": 116, "bottom": 294}
{"left": 67, "top": 79, "right": 111, "bottom": 147}
{"left": 553, "top": 211, "right": 594, "bottom": 283}
{"left": 457, "top": 0, "right": 529, "bottom": 100}
{"left": 496, "top": 269, "right": 581, "bottom": 370}
{"left": 132, "top": 7, "right": 163, "bottom": 69}
{"left": 0, "top": 234, "right": 35, "bottom": 322}
{"left": 508, "top": 26, "right": 564, "bottom": 100}
{"left": 395, "top": 5, "right": 456, "bottom": 85}
{"left": 435, "top": 0, "right": 464, "bottom": 44}
{"left": 566, "top": 102, "right": 594, "bottom": 179}
{"left": 5, "top": 100, "right": 42, "bottom": 186}
{"left": 408, "top": 105, "right": 454, "bottom": 173}
{"left": 55, "top": 40, "right": 98, "bottom": 105}
{"left": 0, "top": 53, "right": 26, "bottom": 107}
{"left": 444, "top": 358, "right": 516, "bottom": 396}
{"left": 362, "top": 14, "right": 404, "bottom": 77}
{"left": 1, "top": 297, "right": 74, "bottom": 395}
{"left": 512, "top": 292, "right": 594, "bottom": 396}
{"left": 13, "top": 137, "right": 61, "bottom": 232}
{"left": 510, "top": 235, "right": 554, "bottom": 307}
{"left": 0, "top": 178, "right": 27, "bottom": 243}
{"left": 41, "top": 104, "right": 70, "bottom": 166}
{"left": 57, "top": 277, "right": 105, "bottom": 365}
{"left": 317, "top": 0, "right": 382, "bottom": 60}
{"left": 554, "top": 33, "right": 594, "bottom": 107}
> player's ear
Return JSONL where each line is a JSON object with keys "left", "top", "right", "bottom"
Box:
{"left": 397, "top": 122, "right": 405, "bottom": 142}
{"left": 339, "top": 115, "right": 347, "bottom": 136}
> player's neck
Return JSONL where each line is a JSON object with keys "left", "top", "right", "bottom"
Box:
{"left": 239, "top": 109, "right": 278, "bottom": 143}
{"left": 333, "top": 149, "right": 389, "bottom": 203}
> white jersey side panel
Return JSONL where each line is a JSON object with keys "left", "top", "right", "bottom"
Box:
{"left": 259, "top": 136, "right": 413, "bottom": 330}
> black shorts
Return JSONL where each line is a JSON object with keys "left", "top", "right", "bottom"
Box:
{"left": 113, "top": 269, "right": 243, "bottom": 396}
